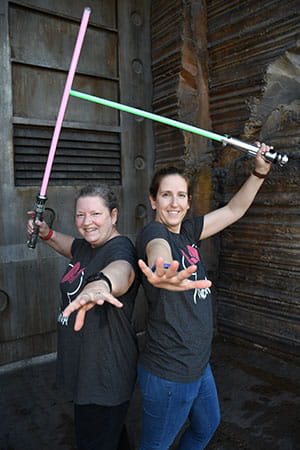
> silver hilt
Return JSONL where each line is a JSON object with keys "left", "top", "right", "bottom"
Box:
{"left": 222, "top": 136, "right": 288, "bottom": 167}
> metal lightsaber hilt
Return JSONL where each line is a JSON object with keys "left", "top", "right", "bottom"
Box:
{"left": 222, "top": 136, "right": 289, "bottom": 167}
{"left": 27, "top": 194, "right": 47, "bottom": 249}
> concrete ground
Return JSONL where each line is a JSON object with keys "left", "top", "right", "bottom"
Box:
{"left": 1, "top": 336, "right": 299, "bottom": 450}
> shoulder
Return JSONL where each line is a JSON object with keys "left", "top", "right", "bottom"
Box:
{"left": 136, "top": 221, "right": 170, "bottom": 259}
{"left": 71, "top": 238, "right": 88, "bottom": 255}
{"left": 138, "top": 221, "right": 168, "bottom": 238}
{"left": 179, "top": 216, "right": 204, "bottom": 243}
{"left": 136, "top": 221, "right": 169, "bottom": 246}
{"left": 109, "top": 234, "right": 134, "bottom": 246}
{"left": 105, "top": 235, "right": 137, "bottom": 264}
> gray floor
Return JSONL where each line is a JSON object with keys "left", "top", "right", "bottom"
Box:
{"left": 1, "top": 336, "right": 299, "bottom": 450}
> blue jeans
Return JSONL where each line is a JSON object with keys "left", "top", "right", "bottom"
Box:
{"left": 137, "top": 363, "right": 220, "bottom": 450}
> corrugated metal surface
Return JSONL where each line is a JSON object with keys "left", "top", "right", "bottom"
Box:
{"left": 207, "top": 0, "right": 300, "bottom": 354}
{"left": 151, "top": 0, "right": 186, "bottom": 166}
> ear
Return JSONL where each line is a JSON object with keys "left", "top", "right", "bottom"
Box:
{"left": 111, "top": 208, "right": 118, "bottom": 224}
{"left": 149, "top": 195, "right": 156, "bottom": 210}
{"left": 187, "top": 195, "right": 192, "bottom": 210}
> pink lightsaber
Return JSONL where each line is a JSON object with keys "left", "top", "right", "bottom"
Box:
{"left": 41, "top": 6, "right": 91, "bottom": 195}
{"left": 28, "top": 7, "right": 91, "bottom": 248}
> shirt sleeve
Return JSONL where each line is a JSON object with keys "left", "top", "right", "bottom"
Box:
{"left": 106, "top": 236, "right": 138, "bottom": 269}
{"left": 70, "top": 238, "right": 86, "bottom": 257}
{"left": 136, "top": 221, "right": 170, "bottom": 260}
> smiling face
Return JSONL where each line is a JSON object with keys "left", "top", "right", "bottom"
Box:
{"left": 150, "top": 174, "right": 190, "bottom": 233}
{"left": 75, "top": 195, "right": 118, "bottom": 247}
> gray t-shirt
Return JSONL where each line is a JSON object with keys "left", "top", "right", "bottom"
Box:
{"left": 136, "top": 218, "right": 213, "bottom": 382}
{"left": 56, "top": 236, "right": 139, "bottom": 406}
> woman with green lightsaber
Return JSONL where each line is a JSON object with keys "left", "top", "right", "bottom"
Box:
{"left": 135, "top": 143, "right": 272, "bottom": 449}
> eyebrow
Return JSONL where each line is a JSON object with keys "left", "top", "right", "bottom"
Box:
{"left": 76, "top": 209, "right": 102, "bottom": 214}
{"left": 160, "top": 189, "right": 187, "bottom": 194}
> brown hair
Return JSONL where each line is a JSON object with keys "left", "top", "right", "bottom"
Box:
{"left": 149, "top": 166, "right": 192, "bottom": 199}
{"left": 75, "top": 185, "right": 119, "bottom": 212}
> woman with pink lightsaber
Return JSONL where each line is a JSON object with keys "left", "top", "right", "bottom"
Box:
{"left": 28, "top": 185, "right": 139, "bottom": 450}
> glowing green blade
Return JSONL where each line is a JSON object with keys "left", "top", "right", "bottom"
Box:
{"left": 69, "top": 89, "right": 223, "bottom": 143}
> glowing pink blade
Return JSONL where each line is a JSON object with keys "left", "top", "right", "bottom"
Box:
{"left": 40, "top": 7, "right": 91, "bottom": 196}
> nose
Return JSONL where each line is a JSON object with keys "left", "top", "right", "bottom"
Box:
{"left": 170, "top": 195, "right": 178, "bottom": 206}
{"left": 82, "top": 214, "right": 92, "bottom": 225}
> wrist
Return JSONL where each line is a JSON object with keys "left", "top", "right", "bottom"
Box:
{"left": 86, "top": 272, "right": 112, "bottom": 293}
{"left": 252, "top": 169, "right": 268, "bottom": 179}
{"left": 41, "top": 228, "right": 53, "bottom": 240}
{"left": 95, "top": 279, "right": 111, "bottom": 293}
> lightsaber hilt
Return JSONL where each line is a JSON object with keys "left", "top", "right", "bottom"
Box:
{"left": 222, "top": 136, "right": 289, "bottom": 167}
{"left": 27, "top": 194, "right": 47, "bottom": 249}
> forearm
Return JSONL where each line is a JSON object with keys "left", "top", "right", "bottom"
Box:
{"left": 201, "top": 144, "right": 271, "bottom": 240}
{"left": 27, "top": 213, "right": 74, "bottom": 258}
{"left": 202, "top": 171, "right": 267, "bottom": 239}
{"left": 146, "top": 238, "right": 172, "bottom": 268}
{"left": 43, "top": 229, "right": 74, "bottom": 259}
{"left": 227, "top": 148, "right": 271, "bottom": 217}
{"left": 227, "top": 171, "right": 265, "bottom": 218}
{"left": 100, "top": 260, "right": 135, "bottom": 296}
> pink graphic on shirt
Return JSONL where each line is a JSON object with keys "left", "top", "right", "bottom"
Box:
{"left": 180, "top": 244, "right": 210, "bottom": 303}
{"left": 180, "top": 245, "right": 200, "bottom": 265}
{"left": 61, "top": 262, "right": 86, "bottom": 284}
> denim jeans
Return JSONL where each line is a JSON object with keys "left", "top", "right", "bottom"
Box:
{"left": 137, "top": 363, "right": 220, "bottom": 450}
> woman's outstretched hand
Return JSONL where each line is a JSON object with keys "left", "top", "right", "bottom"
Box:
{"left": 62, "top": 283, "right": 123, "bottom": 331}
{"left": 138, "top": 257, "right": 212, "bottom": 291}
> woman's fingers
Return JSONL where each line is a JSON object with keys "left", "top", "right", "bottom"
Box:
{"left": 73, "top": 308, "right": 87, "bottom": 331}
{"left": 138, "top": 258, "right": 212, "bottom": 290}
{"left": 61, "top": 289, "right": 123, "bottom": 331}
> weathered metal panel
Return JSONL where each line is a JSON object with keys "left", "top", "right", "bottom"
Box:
{"left": 9, "top": 2, "right": 120, "bottom": 186}
{"left": 14, "top": 126, "right": 121, "bottom": 185}
{"left": 207, "top": 0, "right": 300, "bottom": 355}
{"left": 118, "top": 0, "right": 154, "bottom": 241}
{"left": 0, "top": 0, "right": 153, "bottom": 364}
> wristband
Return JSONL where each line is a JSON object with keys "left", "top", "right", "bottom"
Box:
{"left": 151, "top": 263, "right": 171, "bottom": 272}
{"left": 86, "top": 272, "right": 112, "bottom": 293}
{"left": 252, "top": 169, "right": 268, "bottom": 179}
{"left": 41, "top": 228, "right": 53, "bottom": 240}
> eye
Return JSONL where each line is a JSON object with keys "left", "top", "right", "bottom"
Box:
{"left": 161, "top": 192, "right": 170, "bottom": 198}
{"left": 76, "top": 213, "right": 84, "bottom": 218}
{"left": 92, "top": 212, "right": 101, "bottom": 216}
{"left": 179, "top": 193, "right": 187, "bottom": 198}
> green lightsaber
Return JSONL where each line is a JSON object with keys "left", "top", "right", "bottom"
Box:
{"left": 69, "top": 89, "right": 288, "bottom": 166}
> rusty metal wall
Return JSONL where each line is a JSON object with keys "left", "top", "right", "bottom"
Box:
{"left": 150, "top": 0, "right": 300, "bottom": 355}
{"left": 207, "top": 0, "right": 300, "bottom": 355}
